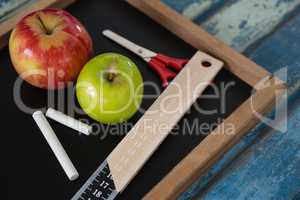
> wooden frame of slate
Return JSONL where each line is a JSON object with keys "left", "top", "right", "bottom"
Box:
{"left": 0, "top": 0, "right": 287, "bottom": 199}
{"left": 126, "top": 0, "right": 287, "bottom": 199}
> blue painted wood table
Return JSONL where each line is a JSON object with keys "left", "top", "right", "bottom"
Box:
{"left": 1, "top": 0, "right": 299, "bottom": 199}
{"left": 0, "top": 0, "right": 31, "bottom": 22}
{"left": 160, "top": 0, "right": 300, "bottom": 199}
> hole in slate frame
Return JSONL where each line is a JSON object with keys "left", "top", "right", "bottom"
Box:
{"left": 201, "top": 60, "right": 212, "bottom": 67}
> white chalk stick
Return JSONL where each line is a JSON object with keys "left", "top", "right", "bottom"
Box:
{"left": 46, "top": 108, "right": 92, "bottom": 136}
{"left": 32, "top": 111, "right": 79, "bottom": 181}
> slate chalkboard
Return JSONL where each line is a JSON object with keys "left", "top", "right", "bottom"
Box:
{"left": 0, "top": 0, "right": 251, "bottom": 199}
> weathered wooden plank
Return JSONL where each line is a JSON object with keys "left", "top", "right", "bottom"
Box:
{"left": 162, "top": 0, "right": 226, "bottom": 22}
{"left": 200, "top": 94, "right": 300, "bottom": 200}
{"left": 181, "top": 11, "right": 300, "bottom": 200}
{"left": 249, "top": 17, "right": 300, "bottom": 93}
{"left": 0, "top": 0, "right": 32, "bottom": 21}
{"left": 202, "top": 0, "right": 300, "bottom": 52}
{"left": 164, "top": 0, "right": 225, "bottom": 21}
{"left": 162, "top": 0, "right": 199, "bottom": 13}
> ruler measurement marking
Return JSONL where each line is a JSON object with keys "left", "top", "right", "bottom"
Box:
{"left": 72, "top": 161, "right": 118, "bottom": 200}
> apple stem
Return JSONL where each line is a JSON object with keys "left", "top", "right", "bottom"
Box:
{"left": 105, "top": 59, "right": 120, "bottom": 82}
{"left": 107, "top": 72, "right": 116, "bottom": 82}
{"left": 36, "top": 14, "right": 52, "bottom": 35}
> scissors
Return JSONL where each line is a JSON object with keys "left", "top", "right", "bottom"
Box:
{"left": 102, "top": 29, "right": 189, "bottom": 87}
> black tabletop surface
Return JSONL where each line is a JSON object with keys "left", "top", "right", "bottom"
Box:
{"left": 1, "top": 0, "right": 252, "bottom": 199}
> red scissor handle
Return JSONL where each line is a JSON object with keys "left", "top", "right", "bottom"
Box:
{"left": 155, "top": 54, "right": 189, "bottom": 71}
{"left": 148, "top": 58, "right": 177, "bottom": 88}
{"left": 148, "top": 54, "right": 189, "bottom": 87}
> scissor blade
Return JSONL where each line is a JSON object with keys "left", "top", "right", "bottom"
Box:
{"left": 102, "top": 29, "right": 157, "bottom": 61}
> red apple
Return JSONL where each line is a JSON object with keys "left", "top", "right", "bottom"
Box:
{"left": 9, "top": 8, "right": 93, "bottom": 89}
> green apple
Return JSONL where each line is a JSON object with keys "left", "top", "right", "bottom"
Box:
{"left": 76, "top": 53, "right": 143, "bottom": 124}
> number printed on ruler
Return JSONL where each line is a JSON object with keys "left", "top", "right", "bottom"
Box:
{"left": 76, "top": 161, "right": 118, "bottom": 200}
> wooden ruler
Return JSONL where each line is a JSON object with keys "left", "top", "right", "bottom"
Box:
{"left": 72, "top": 51, "right": 223, "bottom": 200}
